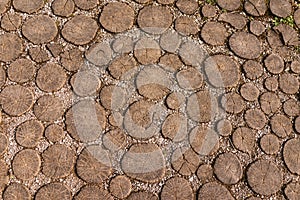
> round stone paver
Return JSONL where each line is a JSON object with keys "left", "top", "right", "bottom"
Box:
{"left": 232, "top": 127, "right": 256, "bottom": 154}
{"left": 259, "top": 134, "right": 280, "bottom": 155}
{"left": 136, "top": 66, "right": 170, "bottom": 100}
{"left": 161, "top": 177, "right": 194, "bottom": 200}
{"left": 75, "top": 185, "right": 113, "bottom": 200}
{"left": 283, "top": 138, "right": 300, "bottom": 175}
{"left": 61, "top": 15, "right": 98, "bottom": 45}
{"left": 12, "top": 149, "right": 41, "bottom": 181}
{"left": 35, "top": 183, "right": 71, "bottom": 200}
{"left": 244, "top": 0, "right": 267, "bottom": 16}
{"left": 229, "top": 32, "right": 261, "bottom": 59}
{"left": 176, "top": 0, "right": 198, "bottom": 15}
{"left": 3, "top": 183, "right": 31, "bottom": 200}
{"left": 8, "top": 59, "right": 35, "bottom": 84}
{"left": 201, "top": 22, "right": 227, "bottom": 46}
{"left": 264, "top": 54, "right": 284, "bottom": 74}
{"left": 33, "top": 95, "right": 64, "bottom": 122}
{"left": 198, "top": 182, "right": 234, "bottom": 200}
{"left": 65, "top": 100, "right": 106, "bottom": 142}
{"left": 242, "top": 60, "right": 263, "bottom": 80}
{"left": 42, "top": 144, "right": 75, "bottom": 179}
{"left": 247, "top": 159, "right": 282, "bottom": 195}
{"left": 213, "top": 152, "right": 242, "bottom": 185}
{"left": 171, "top": 146, "right": 200, "bottom": 176}
{"left": 0, "top": 85, "right": 33, "bottom": 116}
{"left": 13, "top": 0, "right": 44, "bottom": 14}
{"left": 259, "top": 92, "right": 281, "bottom": 115}
{"left": 217, "top": 0, "right": 240, "bottom": 11}
{"left": 0, "top": 33, "right": 23, "bottom": 62}
{"left": 269, "top": 0, "right": 292, "bottom": 18}
{"left": 279, "top": 73, "right": 299, "bottom": 95}
{"left": 109, "top": 175, "right": 131, "bottom": 199}
{"left": 1, "top": 13, "right": 22, "bottom": 31}
{"left": 15, "top": 119, "right": 44, "bottom": 148}
{"left": 187, "top": 90, "right": 217, "bottom": 122}
{"left": 51, "top": 0, "right": 75, "bottom": 17}
{"left": 36, "top": 63, "right": 67, "bottom": 92}
{"left": 22, "top": 15, "right": 58, "bottom": 44}
{"left": 189, "top": 126, "right": 219, "bottom": 156}
{"left": 270, "top": 114, "right": 292, "bottom": 138}
{"left": 121, "top": 143, "right": 165, "bottom": 183}
{"left": 204, "top": 55, "right": 240, "bottom": 88}
{"left": 76, "top": 145, "right": 113, "bottom": 183}
{"left": 137, "top": 5, "right": 173, "bottom": 34}
{"left": 100, "top": 2, "right": 134, "bottom": 33}
{"left": 244, "top": 108, "right": 266, "bottom": 130}
{"left": 240, "top": 82, "right": 260, "bottom": 102}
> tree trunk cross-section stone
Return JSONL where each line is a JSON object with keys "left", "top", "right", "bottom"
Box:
{"left": 247, "top": 159, "right": 282, "bottom": 195}
{"left": 12, "top": 149, "right": 41, "bottom": 181}
{"left": 22, "top": 15, "right": 58, "bottom": 44}
{"left": 74, "top": 185, "right": 113, "bottom": 200}
{"left": 42, "top": 144, "right": 75, "bottom": 179}
{"left": 35, "top": 182, "right": 71, "bottom": 200}
{"left": 0, "top": 33, "right": 23, "bottom": 62}
{"left": 160, "top": 177, "right": 194, "bottom": 200}
{"left": 121, "top": 143, "right": 165, "bottom": 183}
{"left": 3, "top": 183, "right": 31, "bottom": 200}
{"left": 198, "top": 182, "right": 234, "bottom": 200}
{"left": 0, "top": 85, "right": 33, "bottom": 116}
{"left": 13, "top": 0, "right": 44, "bottom": 14}
{"left": 229, "top": 32, "right": 261, "bottom": 59}
{"left": 65, "top": 100, "right": 106, "bottom": 142}
{"left": 213, "top": 152, "right": 242, "bottom": 185}
{"left": 15, "top": 119, "right": 44, "bottom": 148}
{"left": 283, "top": 138, "right": 300, "bottom": 175}
{"left": 76, "top": 145, "right": 113, "bottom": 183}
{"left": 61, "top": 15, "right": 98, "bottom": 45}
{"left": 99, "top": 2, "right": 135, "bottom": 33}
{"left": 33, "top": 95, "right": 64, "bottom": 122}
{"left": 137, "top": 5, "right": 173, "bottom": 34}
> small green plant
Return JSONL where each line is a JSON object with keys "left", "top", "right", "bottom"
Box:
{"left": 272, "top": 16, "right": 295, "bottom": 27}
{"left": 295, "top": 46, "right": 300, "bottom": 53}
{"left": 205, "top": 0, "right": 217, "bottom": 5}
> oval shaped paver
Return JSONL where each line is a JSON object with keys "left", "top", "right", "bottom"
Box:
{"left": 3, "top": 183, "right": 31, "bottom": 200}
{"left": 161, "top": 177, "right": 193, "bottom": 200}
{"left": 121, "top": 143, "right": 165, "bottom": 183}
{"left": 12, "top": 149, "right": 41, "bottom": 181}
{"left": 229, "top": 32, "right": 261, "bottom": 59}
{"left": 247, "top": 159, "right": 282, "bottom": 195}
{"left": 76, "top": 145, "right": 112, "bottom": 183}
{"left": 22, "top": 15, "right": 58, "bottom": 44}
{"left": 65, "top": 100, "right": 106, "bottom": 142}
{"left": 137, "top": 5, "right": 173, "bottom": 34}
{"left": 204, "top": 55, "right": 240, "bottom": 88}
{"left": 13, "top": 0, "right": 44, "bottom": 13}
{"left": 62, "top": 15, "right": 98, "bottom": 45}
{"left": 213, "top": 152, "right": 242, "bottom": 185}
{"left": 100, "top": 2, "right": 134, "bottom": 33}
{"left": 198, "top": 182, "right": 234, "bottom": 200}
{"left": 42, "top": 144, "right": 75, "bottom": 179}
{"left": 0, "top": 33, "right": 23, "bottom": 62}
{"left": 283, "top": 138, "right": 300, "bottom": 175}
{"left": 35, "top": 183, "right": 71, "bottom": 200}
{"left": 15, "top": 119, "right": 44, "bottom": 148}
{"left": 0, "top": 85, "right": 33, "bottom": 116}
